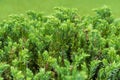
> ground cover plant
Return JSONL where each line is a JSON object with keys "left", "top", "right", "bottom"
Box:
{"left": 0, "top": 6, "right": 120, "bottom": 80}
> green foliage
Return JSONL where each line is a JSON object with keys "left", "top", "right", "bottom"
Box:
{"left": 0, "top": 6, "right": 120, "bottom": 80}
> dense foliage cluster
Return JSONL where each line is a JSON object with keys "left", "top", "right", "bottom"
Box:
{"left": 0, "top": 6, "right": 120, "bottom": 80}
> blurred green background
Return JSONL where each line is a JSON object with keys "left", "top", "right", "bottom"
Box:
{"left": 0, "top": 0, "right": 120, "bottom": 20}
